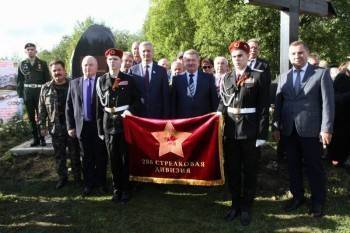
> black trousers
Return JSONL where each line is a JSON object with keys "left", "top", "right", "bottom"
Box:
{"left": 24, "top": 88, "right": 42, "bottom": 141}
{"left": 283, "top": 128, "right": 326, "bottom": 205}
{"left": 224, "top": 138, "right": 259, "bottom": 211}
{"left": 104, "top": 133, "right": 130, "bottom": 193}
{"left": 79, "top": 121, "right": 108, "bottom": 188}
{"left": 328, "top": 125, "right": 350, "bottom": 164}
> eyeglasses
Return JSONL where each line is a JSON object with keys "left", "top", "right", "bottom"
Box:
{"left": 202, "top": 66, "right": 212, "bottom": 69}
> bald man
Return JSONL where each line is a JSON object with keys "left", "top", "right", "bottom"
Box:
{"left": 66, "top": 56, "right": 108, "bottom": 196}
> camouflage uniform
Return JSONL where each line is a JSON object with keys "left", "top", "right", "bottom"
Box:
{"left": 39, "top": 79, "right": 81, "bottom": 181}
{"left": 17, "top": 57, "right": 50, "bottom": 144}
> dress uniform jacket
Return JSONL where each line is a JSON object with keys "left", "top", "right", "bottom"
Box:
{"left": 17, "top": 57, "right": 50, "bottom": 99}
{"left": 17, "top": 57, "right": 50, "bottom": 143}
{"left": 96, "top": 71, "right": 140, "bottom": 197}
{"left": 218, "top": 67, "right": 270, "bottom": 140}
{"left": 96, "top": 72, "right": 140, "bottom": 136}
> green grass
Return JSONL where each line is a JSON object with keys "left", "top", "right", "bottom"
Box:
{"left": 0, "top": 145, "right": 350, "bottom": 233}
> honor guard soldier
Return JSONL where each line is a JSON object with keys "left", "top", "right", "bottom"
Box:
{"left": 17, "top": 43, "right": 50, "bottom": 146}
{"left": 39, "top": 60, "right": 82, "bottom": 189}
{"left": 218, "top": 41, "right": 270, "bottom": 226}
{"left": 96, "top": 48, "right": 140, "bottom": 203}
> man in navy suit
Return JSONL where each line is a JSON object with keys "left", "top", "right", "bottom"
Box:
{"left": 66, "top": 56, "right": 108, "bottom": 196}
{"left": 129, "top": 41, "right": 170, "bottom": 119}
{"left": 171, "top": 49, "right": 218, "bottom": 118}
{"left": 273, "top": 41, "right": 334, "bottom": 217}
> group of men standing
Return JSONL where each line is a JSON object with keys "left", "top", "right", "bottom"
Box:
{"left": 16, "top": 37, "right": 334, "bottom": 226}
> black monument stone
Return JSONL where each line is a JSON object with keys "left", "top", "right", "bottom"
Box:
{"left": 71, "top": 24, "right": 116, "bottom": 78}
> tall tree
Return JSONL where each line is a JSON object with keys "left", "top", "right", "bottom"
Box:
{"left": 144, "top": 0, "right": 350, "bottom": 77}
{"left": 143, "top": 0, "right": 196, "bottom": 60}
{"left": 113, "top": 30, "right": 144, "bottom": 52}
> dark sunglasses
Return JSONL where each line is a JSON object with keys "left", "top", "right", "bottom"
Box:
{"left": 202, "top": 66, "right": 212, "bottom": 69}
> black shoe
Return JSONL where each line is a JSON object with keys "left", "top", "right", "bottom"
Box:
{"left": 309, "top": 204, "right": 324, "bottom": 218}
{"left": 40, "top": 138, "right": 46, "bottom": 146}
{"left": 82, "top": 187, "right": 92, "bottom": 197}
{"left": 55, "top": 178, "right": 67, "bottom": 189}
{"left": 112, "top": 191, "right": 121, "bottom": 203}
{"left": 120, "top": 191, "right": 130, "bottom": 204}
{"left": 284, "top": 197, "right": 306, "bottom": 212}
{"left": 240, "top": 211, "right": 251, "bottom": 226}
{"left": 225, "top": 208, "right": 240, "bottom": 222}
{"left": 97, "top": 186, "right": 109, "bottom": 195}
{"left": 30, "top": 140, "right": 40, "bottom": 147}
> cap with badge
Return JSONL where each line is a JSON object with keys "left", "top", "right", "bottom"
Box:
{"left": 228, "top": 40, "right": 250, "bottom": 54}
{"left": 105, "top": 48, "right": 123, "bottom": 58}
{"left": 24, "top": 43, "right": 36, "bottom": 49}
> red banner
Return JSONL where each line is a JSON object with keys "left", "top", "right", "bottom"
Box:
{"left": 123, "top": 113, "right": 224, "bottom": 186}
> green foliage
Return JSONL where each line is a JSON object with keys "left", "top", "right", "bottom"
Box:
{"left": 37, "top": 17, "right": 144, "bottom": 75}
{"left": 0, "top": 116, "right": 31, "bottom": 156}
{"left": 37, "top": 17, "right": 96, "bottom": 74}
{"left": 299, "top": 0, "right": 350, "bottom": 66}
{"left": 144, "top": 0, "right": 350, "bottom": 77}
{"left": 144, "top": 0, "right": 196, "bottom": 60}
{"left": 113, "top": 30, "right": 144, "bottom": 52}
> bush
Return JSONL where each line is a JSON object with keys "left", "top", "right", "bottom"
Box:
{"left": 0, "top": 115, "right": 31, "bottom": 156}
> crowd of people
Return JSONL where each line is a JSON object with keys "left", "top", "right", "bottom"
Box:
{"left": 16, "top": 39, "right": 350, "bottom": 226}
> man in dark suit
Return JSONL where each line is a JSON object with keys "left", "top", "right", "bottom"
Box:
{"left": 96, "top": 48, "right": 140, "bottom": 203}
{"left": 247, "top": 39, "right": 271, "bottom": 79}
{"left": 66, "top": 55, "right": 108, "bottom": 196}
{"left": 171, "top": 49, "right": 218, "bottom": 118}
{"left": 129, "top": 41, "right": 170, "bottom": 119}
{"left": 248, "top": 38, "right": 284, "bottom": 160}
{"left": 218, "top": 41, "right": 270, "bottom": 226}
{"left": 273, "top": 41, "right": 334, "bottom": 217}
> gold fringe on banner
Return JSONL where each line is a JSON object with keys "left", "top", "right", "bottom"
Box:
{"left": 130, "top": 176, "right": 224, "bottom": 186}
{"left": 130, "top": 113, "right": 225, "bottom": 187}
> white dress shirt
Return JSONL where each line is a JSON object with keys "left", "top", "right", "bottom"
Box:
{"left": 140, "top": 62, "right": 153, "bottom": 83}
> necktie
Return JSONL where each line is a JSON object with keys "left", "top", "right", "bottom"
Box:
{"left": 236, "top": 74, "right": 242, "bottom": 81}
{"left": 294, "top": 69, "right": 301, "bottom": 95}
{"left": 85, "top": 78, "right": 92, "bottom": 120}
{"left": 248, "top": 60, "right": 253, "bottom": 68}
{"left": 188, "top": 73, "right": 195, "bottom": 97}
{"left": 144, "top": 65, "right": 149, "bottom": 90}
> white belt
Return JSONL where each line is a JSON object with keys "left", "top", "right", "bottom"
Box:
{"left": 24, "top": 84, "right": 43, "bottom": 88}
{"left": 228, "top": 107, "right": 256, "bottom": 114}
{"left": 104, "top": 105, "right": 129, "bottom": 114}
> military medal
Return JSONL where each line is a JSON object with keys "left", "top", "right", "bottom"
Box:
{"left": 112, "top": 77, "right": 121, "bottom": 91}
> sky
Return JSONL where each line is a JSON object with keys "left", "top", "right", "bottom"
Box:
{"left": 0, "top": 0, "right": 150, "bottom": 59}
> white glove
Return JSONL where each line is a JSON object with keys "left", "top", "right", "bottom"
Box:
{"left": 256, "top": 139, "right": 266, "bottom": 147}
{"left": 98, "top": 135, "right": 104, "bottom": 140}
{"left": 121, "top": 110, "right": 132, "bottom": 118}
{"left": 215, "top": 111, "right": 222, "bottom": 116}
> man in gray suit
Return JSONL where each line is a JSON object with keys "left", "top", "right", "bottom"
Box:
{"left": 273, "top": 41, "right": 334, "bottom": 217}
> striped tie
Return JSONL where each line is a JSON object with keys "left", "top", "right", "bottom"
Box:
{"left": 188, "top": 73, "right": 195, "bottom": 97}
